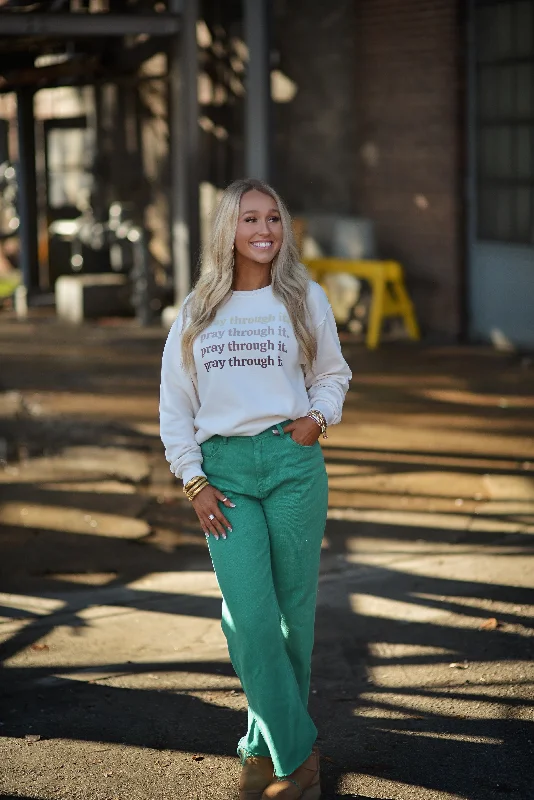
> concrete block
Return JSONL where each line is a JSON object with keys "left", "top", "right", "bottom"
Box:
{"left": 301, "top": 214, "right": 376, "bottom": 260}
{"left": 55, "top": 273, "right": 131, "bottom": 324}
{"left": 332, "top": 217, "right": 376, "bottom": 260}
{"left": 300, "top": 214, "right": 374, "bottom": 324}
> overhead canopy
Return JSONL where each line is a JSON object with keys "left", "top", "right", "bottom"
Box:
{"left": 0, "top": 1, "right": 184, "bottom": 94}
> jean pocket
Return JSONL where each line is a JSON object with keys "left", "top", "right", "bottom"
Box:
{"left": 286, "top": 435, "right": 316, "bottom": 450}
{"left": 201, "top": 438, "right": 224, "bottom": 459}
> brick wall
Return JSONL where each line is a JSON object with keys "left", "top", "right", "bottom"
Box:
{"left": 355, "top": 0, "right": 462, "bottom": 339}
{"left": 274, "top": 0, "right": 463, "bottom": 339}
{"left": 273, "top": 0, "right": 358, "bottom": 214}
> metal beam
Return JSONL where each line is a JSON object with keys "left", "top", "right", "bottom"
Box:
{"left": 244, "top": 0, "right": 272, "bottom": 181}
{"left": 16, "top": 89, "right": 40, "bottom": 293}
{"left": 0, "top": 12, "right": 181, "bottom": 37}
{"left": 0, "top": 55, "right": 100, "bottom": 91}
{"left": 169, "top": 0, "right": 200, "bottom": 306}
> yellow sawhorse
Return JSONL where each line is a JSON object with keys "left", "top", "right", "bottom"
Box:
{"left": 303, "top": 257, "right": 420, "bottom": 350}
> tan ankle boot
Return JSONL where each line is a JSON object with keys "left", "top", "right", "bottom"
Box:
{"left": 239, "top": 754, "right": 274, "bottom": 800}
{"left": 261, "top": 748, "right": 321, "bottom": 799}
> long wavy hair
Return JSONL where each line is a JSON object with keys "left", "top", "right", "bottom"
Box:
{"left": 181, "top": 178, "right": 317, "bottom": 374}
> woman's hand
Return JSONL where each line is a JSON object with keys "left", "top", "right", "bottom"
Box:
{"left": 283, "top": 416, "right": 322, "bottom": 446}
{"left": 192, "top": 484, "right": 235, "bottom": 540}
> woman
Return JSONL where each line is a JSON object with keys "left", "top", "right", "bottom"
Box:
{"left": 160, "top": 178, "right": 351, "bottom": 799}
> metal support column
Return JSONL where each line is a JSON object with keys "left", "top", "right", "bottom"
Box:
{"left": 244, "top": 0, "right": 272, "bottom": 181}
{"left": 16, "top": 89, "right": 40, "bottom": 294}
{"left": 169, "top": 0, "right": 200, "bottom": 307}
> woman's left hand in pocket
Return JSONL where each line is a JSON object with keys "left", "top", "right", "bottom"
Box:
{"left": 283, "top": 416, "right": 321, "bottom": 445}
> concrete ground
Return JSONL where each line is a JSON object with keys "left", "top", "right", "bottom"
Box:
{"left": 0, "top": 313, "right": 533, "bottom": 800}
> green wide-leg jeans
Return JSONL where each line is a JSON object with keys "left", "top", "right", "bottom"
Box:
{"left": 200, "top": 422, "right": 329, "bottom": 778}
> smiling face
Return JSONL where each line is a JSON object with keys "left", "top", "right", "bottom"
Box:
{"left": 234, "top": 189, "right": 283, "bottom": 270}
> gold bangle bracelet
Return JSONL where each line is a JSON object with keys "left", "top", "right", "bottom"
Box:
{"left": 184, "top": 483, "right": 205, "bottom": 499}
{"left": 186, "top": 481, "right": 209, "bottom": 501}
{"left": 183, "top": 475, "right": 207, "bottom": 494}
{"left": 186, "top": 481, "right": 208, "bottom": 500}
{"left": 184, "top": 475, "right": 207, "bottom": 492}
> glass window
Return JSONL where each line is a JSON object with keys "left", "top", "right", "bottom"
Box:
{"left": 46, "top": 126, "right": 93, "bottom": 211}
{"left": 475, "top": 0, "right": 534, "bottom": 244}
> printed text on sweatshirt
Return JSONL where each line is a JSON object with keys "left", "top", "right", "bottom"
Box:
{"left": 159, "top": 281, "right": 351, "bottom": 484}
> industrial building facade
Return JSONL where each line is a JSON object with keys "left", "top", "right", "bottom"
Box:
{"left": 0, "top": 0, "right": 532, "bottom": 346}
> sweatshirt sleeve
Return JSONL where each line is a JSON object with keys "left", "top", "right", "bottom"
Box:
{"left": 304, "top": 286, "right": 352, "bottom": 426}
{"left": 159, "top": 310, "right": 204, "bottom": 485}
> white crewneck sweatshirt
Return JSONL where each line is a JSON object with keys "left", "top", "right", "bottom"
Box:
{"left": 159, "top": 280, "right": 351, "bottom": 484}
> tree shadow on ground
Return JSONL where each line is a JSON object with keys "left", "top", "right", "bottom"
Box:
{"left": 311, "top": 513, "right": 534, "bottom": 800}
{"left": 1, "top": 323, "right": 533, "bottom": 799}
{"left": 1, "top": 676, "right": 245, "bottom": 757}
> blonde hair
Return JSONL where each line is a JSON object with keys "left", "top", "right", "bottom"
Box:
{"left": 181, "top": 178, "right": 317, "bottom": 373}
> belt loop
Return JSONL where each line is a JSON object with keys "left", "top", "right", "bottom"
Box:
{"left": 221, "top": 435, "right": 228, "bottom": 444}
{"left": 275, "top": 423, "right": 285, "bottom": 437}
